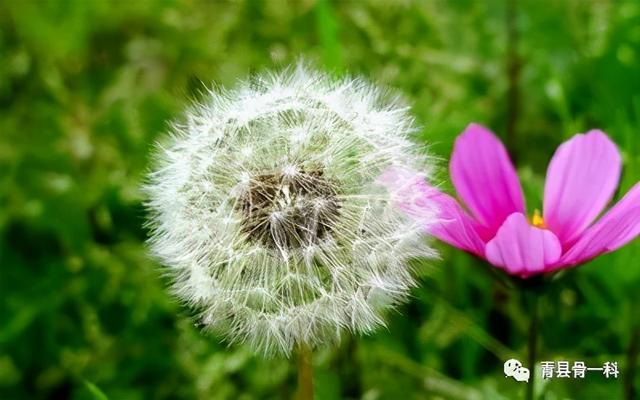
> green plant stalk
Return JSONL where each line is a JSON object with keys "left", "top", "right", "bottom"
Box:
{"left": 624, "top": 317, "right": 640, "bottom": 399}
{"left": 526, "top": 292, "right": 540, "bottom": 400}
{"left": 297, "top": 344, "right": 314, "bottom": 400}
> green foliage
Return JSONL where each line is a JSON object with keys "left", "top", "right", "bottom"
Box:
{"left": 0, "top": 0, "right": 638, "bottom": 399}
{"left": 83, "top": 381, "right": 108, "bottom": 400}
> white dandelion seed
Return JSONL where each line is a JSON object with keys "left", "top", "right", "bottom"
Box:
{"left": 145, "top": 64, "right": 438, "bottom": 355}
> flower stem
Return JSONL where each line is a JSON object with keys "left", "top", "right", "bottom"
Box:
{"left": 526, "top": 291, "right": 540, "bottom": 400}
{"left": 624, "top": 324, "right": 639, "bottom": 400}
{"left": 297, "top": 344, "right": 314, "bottom": 400}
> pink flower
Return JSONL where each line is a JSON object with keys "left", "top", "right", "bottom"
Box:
{"left": 380, "top": 124, "right": 640, "bottom": 278}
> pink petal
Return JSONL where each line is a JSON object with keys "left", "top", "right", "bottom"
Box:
{"left": 429, "top": 190, "right": 487, "bottom": 257}
{"left": 559, "top": 182, "right": 640, "bottom": 266}
{"left": 378, "top": 166, "right": 485, "bottom": 256}
{"left": 377, "top": 165, "right": 439, "bottom": 225}
{"left": 450, "top": 123, "right": 526, "bottom": 237}
{"left": 543, "top": 130, "right": 622, "bottom": 246}
{"left": 485, "top": 213, "right": 562, "bottom": 278}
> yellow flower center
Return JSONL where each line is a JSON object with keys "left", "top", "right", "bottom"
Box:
{"left": 531, "top": 209, "right": 546, "bottom": 228}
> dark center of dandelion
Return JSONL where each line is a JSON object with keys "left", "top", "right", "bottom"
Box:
{"left": 237, "top": 167, "right": 341, "bottom": 249}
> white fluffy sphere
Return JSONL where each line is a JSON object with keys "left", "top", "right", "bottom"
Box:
{"left": 145, "top": 65, "right": 436, "bottom": 355}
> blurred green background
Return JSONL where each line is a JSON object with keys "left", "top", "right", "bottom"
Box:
{"left": 1, "top": 1, "right": 639, "bottom": 399}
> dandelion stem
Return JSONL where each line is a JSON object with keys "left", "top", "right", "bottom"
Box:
{"left": 526, "top": 291, "right": 540, "bottom": 400}
{"left": 297, "top": 344, "right": 314, "bottom": 400}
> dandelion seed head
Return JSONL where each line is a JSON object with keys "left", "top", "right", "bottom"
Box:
{"left": 145, "top": 64, "right": 437, "bottom": 355}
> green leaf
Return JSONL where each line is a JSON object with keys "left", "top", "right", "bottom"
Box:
{"left": 84, "top": 380, "right": 109, "bottom": 400}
